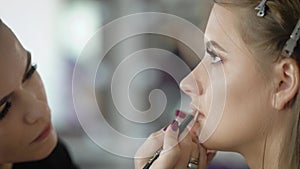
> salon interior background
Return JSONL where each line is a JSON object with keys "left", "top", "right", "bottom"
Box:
{"left": 1, "top": 0, "right": 249, "bottom": 169}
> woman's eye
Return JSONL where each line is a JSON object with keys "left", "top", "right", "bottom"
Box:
{"left": 24, "top": 64, "right": 37, "bottom": 81}
{"left": 212, "top": 55, "right": 222, "bottom": 63}
{"left": 0, "top": 102, "right": 11, "bottom": 120}
{"left": 206, "top": 47, "right": 222, "bottom": 64}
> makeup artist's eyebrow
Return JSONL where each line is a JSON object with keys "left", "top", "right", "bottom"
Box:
{"left": 22, "top": 51, "right": 31, "bottom": 82}
{"left": 206, "top": 40, "right": 227, "bottom": 53}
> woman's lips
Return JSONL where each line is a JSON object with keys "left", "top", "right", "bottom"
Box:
{"left": 190, "top": 110, "right": 205, "bottom": 119}
{"left": 31, "top": 123, "right": 52, "bottom": 144}
{"left": 197, "top": 111, "right": 205, "bottom": 119}
{"left": 190, "top": 119, "right": 201, "bottom": 136}
{"left": 190, "top": 111, "right": 205, "bottom": 136}
{"left": 190, "top": 103, "right": 206, "bottom": 119}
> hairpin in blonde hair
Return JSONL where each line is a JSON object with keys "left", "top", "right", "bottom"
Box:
{"left": 255, "top": 0, "right": 268, "bottom": 17}
{"left": 282, "top": 19, "right": 300, "bottom": 57}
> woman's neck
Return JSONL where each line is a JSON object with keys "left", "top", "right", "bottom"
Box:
{"left": 0, "top": 163, "right": 12, "bottom": 169}
{"left": 239, "top": 133, "right": 279, "bottom": 169}
{"left": 240, "top": 110, "right": 297, "bottom": 169}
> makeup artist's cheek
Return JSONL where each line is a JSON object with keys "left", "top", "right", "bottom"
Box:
{"left": 29, "top": 74, "right": 47, "bottom": 101}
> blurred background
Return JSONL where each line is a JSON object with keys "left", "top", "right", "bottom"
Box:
{"left": 0, "top": 0, "right": 249, "bottom": 169}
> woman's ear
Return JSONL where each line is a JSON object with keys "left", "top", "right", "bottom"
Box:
{"left": 273, "top": 58, "right": 299, "bottom": 110}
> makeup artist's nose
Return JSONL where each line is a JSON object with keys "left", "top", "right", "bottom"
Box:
{"left": 25, "top": 101, "right": 49, "bottom": 124}
{"left": 180, "top": 70, "right": 203, "bottom": 97}
{"left": 22, "top": 91, "right": 50, "bottom": 124}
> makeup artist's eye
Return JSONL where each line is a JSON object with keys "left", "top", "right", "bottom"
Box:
{"left": 0, "top": 64, "right": 37, "bottom": 120}
{"left": 24, "top": 64, "right": 37, "bottom": 81}
{"left": 0, "top": 102, "right": 11, "bottom": 120}
{"left": 206, "top": 47, "right": 222, "bottom": 63}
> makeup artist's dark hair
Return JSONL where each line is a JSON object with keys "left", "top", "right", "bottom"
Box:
{"left": 214, "top": 0, "right": 300, "bottom": 168}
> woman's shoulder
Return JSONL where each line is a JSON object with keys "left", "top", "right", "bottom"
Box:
{"left": 13, "top": 139, "right": 79, "bottom": 169}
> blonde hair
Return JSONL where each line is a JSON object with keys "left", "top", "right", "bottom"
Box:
{"left": 214, "top": 0, "right": 300, "bottom": 168}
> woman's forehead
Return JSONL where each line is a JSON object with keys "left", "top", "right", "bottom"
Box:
{"left": 205, "top": 4, "right": 252, "bottom": 57}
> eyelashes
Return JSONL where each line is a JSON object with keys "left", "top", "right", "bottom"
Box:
{"left": 206, "top": 47, "right": 222, "bottom": 63}
{"left": 0, "top": 64, "right": 37, "bottom": 120}
{"left": 23, "top": 64, "right": 37, "bottom": 82}
{"left": 0, "top": 102, "right": 11, "bottom": 120}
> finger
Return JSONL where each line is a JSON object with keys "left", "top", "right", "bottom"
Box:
{"left": 187, "top": 148, "right": 200, "bottom": 169}
{"left": 162, "top": 120, "right": 179, "bottom": 151}
{"left": 134, "top": 130, "right": 164, "bottom": 168}
{"left": 189, "top": 119, "right": 201, "bottom": 137}
{"left": 207, "top": 150, "right": 217, "bottom": 164}
{"left": 175, "top": 116, "right": 200, "bottom": 169}
{"left": 151, "top": 120, "right": 180, "bottom": 169}
{"left": 190, "top": 135, "right": 200, "bottom": 160}
{"left": 198, "top": 144, "right": 208, "bottom": 169}
{"left": 183, "top": 134, "right": 200, "bottom": 169}
{"left": 174, "top": 131, "right": 195, "bottom": 169}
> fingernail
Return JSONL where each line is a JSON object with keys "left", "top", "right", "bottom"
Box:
{"left": 162, "top": 123, "right": 169, "bottom": 132}
{"left": 175, "top": 110, "right": 186, "bottom": 119}
{"left": 171, "top": 120, "right": 179, "bottom": 131}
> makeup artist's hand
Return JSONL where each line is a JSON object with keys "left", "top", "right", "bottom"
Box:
{"left": 134, "top": 120, "right": 213, "bottom": 169}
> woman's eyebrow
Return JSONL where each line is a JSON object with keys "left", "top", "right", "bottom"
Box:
{"left": 206, "top": 40, "right": 227, "bottom": 52}
{"left": 22, "top": 51, "right": 31, "bottom": 82}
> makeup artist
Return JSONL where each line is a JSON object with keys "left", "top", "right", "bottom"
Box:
{"left": 0, "top": 19, "right": 79, "bottom": 169}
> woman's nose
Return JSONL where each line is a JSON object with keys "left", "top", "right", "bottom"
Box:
{"left": 180, "top": 70, "right": 203, "bottom": 97}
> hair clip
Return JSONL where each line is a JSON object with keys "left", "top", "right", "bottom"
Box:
{"left": 255, "top": 0, "right": 268, "bottom": 17}
{"left": 282, "top": 19, "right": 300, "bottom": 57}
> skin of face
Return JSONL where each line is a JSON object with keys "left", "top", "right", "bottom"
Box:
{"left": 180, "top": 4, "right": 275, "bottom": 151}
{"left": 0, "top": 22, "right": 57, "bottom": 163}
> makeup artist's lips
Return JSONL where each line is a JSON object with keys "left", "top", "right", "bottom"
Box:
{"left": 31, "top": 123, "right": 52, "bottom": 144}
